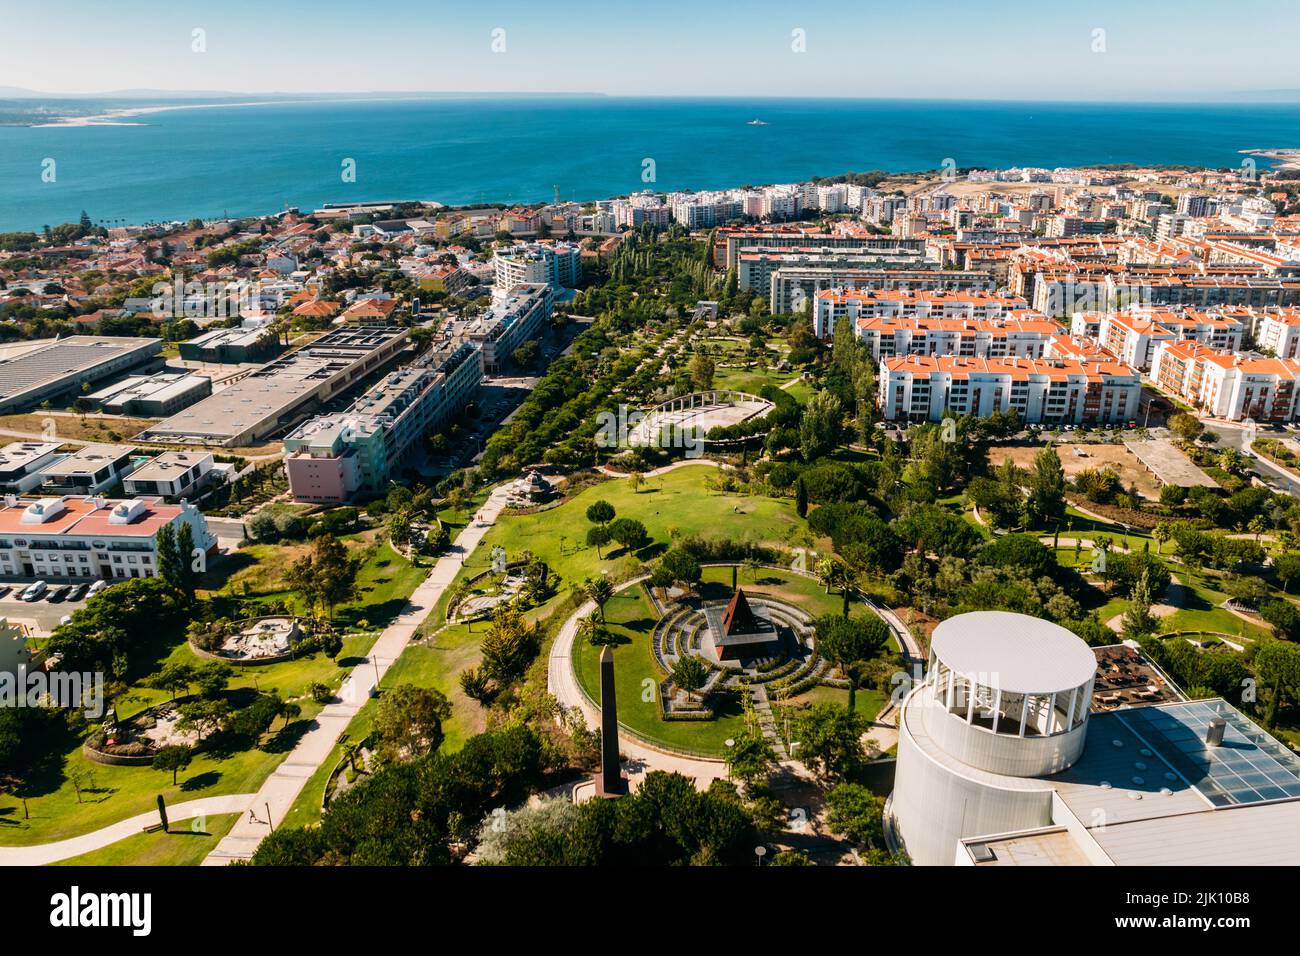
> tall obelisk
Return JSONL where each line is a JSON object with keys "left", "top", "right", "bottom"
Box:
{"left": 596, "top": 645, "right": 628, "bottom": 797}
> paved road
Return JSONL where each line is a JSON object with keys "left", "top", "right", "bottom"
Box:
{"left": 0, "top": 794, "right": 255, "bottom": 866}
{"left": 202, "top": 484, "right": 514, "bottom": 865}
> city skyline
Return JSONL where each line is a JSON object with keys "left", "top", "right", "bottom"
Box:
{"left": 3, "top": 0, "right": 1299, "bottom": 102}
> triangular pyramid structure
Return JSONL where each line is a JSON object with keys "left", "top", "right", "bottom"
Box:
{"left": 720, "top": 588, "right": 761, "bottom": 636}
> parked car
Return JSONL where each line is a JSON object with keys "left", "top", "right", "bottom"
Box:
{"left": 47, "top": 585, "right": 69, "bottom": 603}
{"left": 87, "top": 579, "right": 109, "bottom": 597}
{"left": 0, "top": 585, "right": 12, "bottom": 599}
{"left": 21, "top": 581, "right": 48, "bottom": 601}
{"left": 67, "top": 583, "right": 88, "bottom": 601}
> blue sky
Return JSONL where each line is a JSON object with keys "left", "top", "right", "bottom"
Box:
{"left": 3, "top": 0, "right": 1298, "bottom": 100}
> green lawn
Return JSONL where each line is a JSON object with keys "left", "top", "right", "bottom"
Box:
{"left": 1, "top": 535, "right": 427, "bottom": 848}
{"left": 51, "top": 814, "right": 239, "bottom": 866}
{"left": 572, "top": 587, "right": 750, "bottom": 756}
{"left": 0, "top": 707, "right": 318, "bottom": 847}
{"left": 459, "top": 465, "right": 806, "bottom": 607}
{"left": 279, "top": 620, "right": 489, "bottom": 830}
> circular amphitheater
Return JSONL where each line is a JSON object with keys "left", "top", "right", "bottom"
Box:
{"left": 629, "top": 390, "right": 774, "bottom": 448}
{"left": 651, "top": 593, "right": 839, "bottom": 718}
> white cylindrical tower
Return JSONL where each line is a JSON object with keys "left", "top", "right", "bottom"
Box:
{"left": 890, "top": 611, "right": 1098, "bottom": 865}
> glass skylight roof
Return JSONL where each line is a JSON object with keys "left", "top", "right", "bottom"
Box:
{"left": 1119, "top": 700, "right": 1300, "bottom": 807}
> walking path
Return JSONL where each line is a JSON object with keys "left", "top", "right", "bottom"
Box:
{"left": 202, "top": 484, "right": 515, "bottom": 865}
{"left": 0, "top": 794, "right": 255, "bottom": 867}
{"left": 596, "top": 458, "right": 732, "bottom": 479}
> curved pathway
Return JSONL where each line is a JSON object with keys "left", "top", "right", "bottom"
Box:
{"left": 0, "top": 794, "right": 255, "bottom": 867}
{"left": 596, "top": 458, "right": 733, "bottom": 479}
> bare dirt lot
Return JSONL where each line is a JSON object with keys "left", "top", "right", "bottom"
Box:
{"left": 987, "top": 441, "right": 1163, "bottom": 499}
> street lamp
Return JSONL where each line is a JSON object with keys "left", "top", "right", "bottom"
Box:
{"left": 724, "top": 738, "right": 735, "bottom": 781}
{"left": 754, "top": 845, "right": 766, "bottom": 866}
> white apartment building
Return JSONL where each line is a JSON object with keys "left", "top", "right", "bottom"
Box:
{"left": 1151, "top": 340, "right": 1300, "bottom": 423}
{"left": 1252, "top": 307, "right": 1300, "bottom": 359}
{"left": 878, "top": 354, "right": 1140, "bottom": 424}
{"left": 492, "top": 242, "right": 581, "bottom": 293}
{"left": 812, "top": 289, "right": 1031, "bottom": 338}
{"left": 0, "top": 495, "right": 215, "bottom": 581}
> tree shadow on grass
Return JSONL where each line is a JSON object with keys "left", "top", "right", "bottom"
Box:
{"left": 179, "top": 771, "right": 221, "bottom": 793}
{"left": 260, "top": 716, "right": 316, "bottom": 755}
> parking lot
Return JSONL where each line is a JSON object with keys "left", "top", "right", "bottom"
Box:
{"left": 0, "top": 585, "right": 91, "bottom": 635}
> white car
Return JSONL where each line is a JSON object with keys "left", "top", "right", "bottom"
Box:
{"left": 87, "top": 579, "right": 109, "bottom": 597}
{"left": 21, "top": 580, "right": 48, "bottom": 601}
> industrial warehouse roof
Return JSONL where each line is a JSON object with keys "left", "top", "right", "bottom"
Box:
{"left": 0, "top": 336, "right": 160, "bottom": 405}
{"left": 137, "top": 327, "right": 408, "bottom": 444}
{"left": 931, "top": 611, "right": 1098, "bottom": 694}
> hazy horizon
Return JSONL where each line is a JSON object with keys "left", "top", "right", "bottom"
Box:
{"left": 4, "top": 0, "right": 1299, "bottom": 101}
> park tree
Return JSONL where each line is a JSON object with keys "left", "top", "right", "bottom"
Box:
{"left": 1168, "top": 412, "right": 1205, "bottom": 443}
{"left": 1121, "top": 567, "right": 1158, "bottom": 640}
{"left": 795, "top": 476, "right": 808, "bottom": 518}
{"left": 1024, "top": 446, "right": 1067, "bottom": 528}
{"left": 458, "top": 667, "right": 493, "bottom": 705}
{"left": 585, "top": 500, "right": 615, "bottom": 526}
{"left": 689, "top": 353, "right": 715, "bottom": 391}
{"left": 153, "top": 745, "right": 193, "bottom": 786}
{"left": 286, "top": 535, "right": 361, "bottom": 621}
{"left": 814, "top": 614, "right": 890, "bottom": 712}
{"left": 1274, "top": 552, "right": 1300, "bottom": 593}
{"left": 374, "top": 684, "right": 452, "bottom": 762}
{"left": 791, "top": 703, "right": 869, "bottom": 781}
{"left": 608, "top": 517, "right": 649, "bottom": 552}
{"left": 726, "top": 730, "right": 774, "bottom": 786}
{"left": 658, "top": 547, "right": 702, "bottom": 590}
{"left": 586, "top": 523, "right": 611, "bottom": 558}
{"left": 147, "top": 661, "right": 196, "bottom": 700}
{"left": 825, "top": 782, "right": 886, "bottom": 849}
{"left": 669, "top": 653, "right": 708, "bottom": 702}
{"left": 799, "top": 390, "right": 843, "bottom": 461}
{"left": 584, "top": 576, "right": 615, "bottom": 621}
{"left": 479, "top": 605, "right": 540, "bottom": 686}
{"left": 1255, "top": 641, "right": 1300, "bottom": 726}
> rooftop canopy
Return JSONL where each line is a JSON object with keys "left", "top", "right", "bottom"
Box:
{"left": 931, "top": 611, "right": 1097, "bottom": 695}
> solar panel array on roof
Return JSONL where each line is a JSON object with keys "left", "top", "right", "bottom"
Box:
{"left": 1120, "top": 700, "right": 1300, "bottom": 807}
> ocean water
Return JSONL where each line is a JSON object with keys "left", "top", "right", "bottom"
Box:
{"left": 0, "top": 97, "right": 1297, "bottom": 232}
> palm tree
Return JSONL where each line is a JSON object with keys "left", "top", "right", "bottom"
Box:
{"left": 577, "top": 613, "right": 606, "bottom": 646}
{"left": 585, "top": 576, "right": 615, "bottom": 622}
{"left": 1152, "top": 522, "right": 1171, "bottom": 556}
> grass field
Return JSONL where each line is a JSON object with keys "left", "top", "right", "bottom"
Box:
{"left": 458, "top": 465, "right": 807, "bottom": 605}
{"left": 51, "top": 814, "right": 240, "bottom": 866}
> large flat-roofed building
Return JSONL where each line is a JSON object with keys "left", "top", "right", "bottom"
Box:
{"left": 137, "top": 326, "right": 410, "bottom": 447}
{"left": 38, "top": 443, "right": 137, "bottom": 495}
{"left": 890, "top": 611, "right": 1300, "bottom": 866}
{"left": 283, "top": 341, "right": 481, "bottom": 502}
{"left": 0, "top": 442, "right": 67, "bottom": 494}
{"left": 878, "top": 354, "right": 1141, "bottom": 424}
{"left": 122, "top": 451, "right": 215, "bottom": 500}
{"left": 460, "top": 283, "right": 551, "bottom": 373}
{"left": 0, "top": 336, "right": 162, "bottom": 412}
{"left": 178, "top": 326, "right": 281, "bottom": 364}
{"left": 0, "top": 495, "right": 214, "bottom": 582}
{"left": 86, "top": 372, "right": 212, "bottom": 417}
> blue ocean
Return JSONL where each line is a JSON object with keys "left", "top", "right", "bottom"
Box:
{"left": 0, "top": 97, "right": 1297, "bottom": 232}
